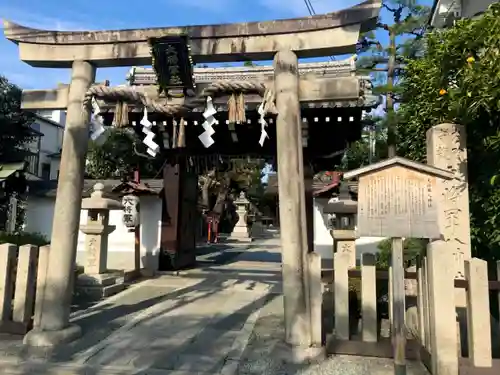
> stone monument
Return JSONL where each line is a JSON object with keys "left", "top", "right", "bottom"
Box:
{"left": 77, "top": 183, "right": 126, "bottom": 298}
{"left": 426, "top": 123, "right": 471, "bottom": 293}
{"left": 229, "top": 192, "right": 252, "bottom": 242}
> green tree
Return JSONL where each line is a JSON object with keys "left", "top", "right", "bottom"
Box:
{"left": 198, "top": 158, "right": 265, "bottom": 213}
{"left": 0, "top": 76, "right": 35, "bottom": 230}
{"left": 357, "top": 0, "right": 430, "bottom": 157}
{"left": 85, "top": 128, "right": 162, "bottom": 179}
{"left": 396, "top": 4, "right": 500, "bottom": 261}
{"left": 0, "top": 76, "right": 34, "bottom": 163}
{"left": 376, "top": 238, "right": 427, "bottom": 269}
{"left": 338, "top": 115, "right": 388, "bottom": 171}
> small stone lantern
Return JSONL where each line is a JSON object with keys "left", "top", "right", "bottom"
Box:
{"left": 323, "top": 182, "right": 357, "bottom": 268}
{"left": 229, "top": 191, "right": 252, "bottom": 242}
{"left": 80, "top": 183, "right": 123, "bottom": 276}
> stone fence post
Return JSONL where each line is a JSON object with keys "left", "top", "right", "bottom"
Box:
{"left": 427, "top": 241, "right": 458, "bottom": 375}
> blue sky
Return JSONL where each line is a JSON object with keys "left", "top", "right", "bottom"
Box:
{"left": 0, "top": 0, "right": 369, "bottom": 89}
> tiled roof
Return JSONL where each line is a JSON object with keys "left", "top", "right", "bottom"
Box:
{"left": 0, "top": 162, "right": 27, "bottom": 181}
{"left": 28, "top": 179, "right": 163, "bottom": 198}
{"left": 266, "top": 172, "right": 358, "bottom": 196}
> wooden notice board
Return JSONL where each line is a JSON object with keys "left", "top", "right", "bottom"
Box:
{"left": 344, "top": 157, "right": 454, "bottom": 240}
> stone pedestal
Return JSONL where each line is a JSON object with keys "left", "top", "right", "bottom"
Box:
{"left": 229, "top": 192, "right": 252, "bottom": 242}
{"left": 77, "top": 183, "right": 124, "bottom": 299}
{"left": 76, "top": 272, "right": 125, "bottom": 299}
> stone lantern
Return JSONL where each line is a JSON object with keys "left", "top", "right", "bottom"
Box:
{"left": 79, "top": 183, "right": 123, "bottom": 277}
{"left": 229, "top": 191, "right": 252, "bottom": 242}
{"left": 323, "top": 182, "right": 357, "bottom": 268}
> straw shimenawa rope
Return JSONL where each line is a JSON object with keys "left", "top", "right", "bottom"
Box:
{"left": 83, "top": 80, "right": 276, "bottom": 117}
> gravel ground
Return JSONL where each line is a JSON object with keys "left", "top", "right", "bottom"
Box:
{"left": 236, "top": 295, "right": 430, "bottom": 375}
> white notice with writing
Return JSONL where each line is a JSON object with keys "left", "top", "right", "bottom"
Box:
{"left": 356, "top": 166, "right": 440, "bottom": 239}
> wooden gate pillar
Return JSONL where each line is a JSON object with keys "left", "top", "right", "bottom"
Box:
{"left": 160, "top": 162, "right": 197, "bottom": 270}
{"left": 274, "top": 50, "right": 311, "bottom": 348}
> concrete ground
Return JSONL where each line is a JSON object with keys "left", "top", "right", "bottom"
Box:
{"left": 0, "top": 235, "right": 429, "bottom": 375}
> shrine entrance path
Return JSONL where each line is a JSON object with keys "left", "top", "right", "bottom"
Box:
{"left": 0, "top": 234, "right": 428, "bottom": 374}
{"left": 0, "top": 236, "right": 282, "bottom": 374}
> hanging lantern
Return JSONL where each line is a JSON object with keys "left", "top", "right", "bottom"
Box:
{"left": 122, "top": 195, "right": 140, "bottom": 228}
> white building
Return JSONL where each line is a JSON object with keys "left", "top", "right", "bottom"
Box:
{"left": 25, "top": 110, "right": 64, "bottom": 180}
{"left": 430, "top": 0, "right": 494, "bottom": 28}
{"left": 266, "top": 173, "right": 385, "bottom": 268}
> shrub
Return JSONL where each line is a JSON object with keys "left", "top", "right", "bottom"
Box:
{"left": 0, "top": 231, "right": 49, "bottom": 246}
{"left": 376, "top": 238, "right": 427, "bottom": 269}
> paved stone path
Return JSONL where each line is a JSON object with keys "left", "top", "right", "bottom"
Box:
{"left": 0, "top": 235, "right": 429, "bottom": 375}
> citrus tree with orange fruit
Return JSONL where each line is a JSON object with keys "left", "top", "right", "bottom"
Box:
{"left": 397, "top": 3, "right": 500, "bottom": 261}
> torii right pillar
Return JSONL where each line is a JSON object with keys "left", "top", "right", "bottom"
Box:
{"left": 274, "top": 50, "right": 311, "bottom": 353}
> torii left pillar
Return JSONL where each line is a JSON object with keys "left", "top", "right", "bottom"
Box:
{"left": 24, "top": 61, "right": 96, "bottom": 346}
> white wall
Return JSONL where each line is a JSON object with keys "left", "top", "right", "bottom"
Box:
{"left": 36, "top": 109, "right": 67, "bottom": 126}
{"left": 24, "top": 195, "right": 162, "bottom": 274}
{"left": 50, "top": 159, "right": 61, "bottom": 180}
{"left": 28, "top": 112, "right": 65, "bottom": 179}
{"left": 313, "top": 197, "right": 386, "bottom": 268}
{"left": 462, "top": 0, "right": 493, "bottom": 19}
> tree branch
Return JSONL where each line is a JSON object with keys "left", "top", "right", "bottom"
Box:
{"left": 133, "top": 144, "right": 155, "bottom": 160}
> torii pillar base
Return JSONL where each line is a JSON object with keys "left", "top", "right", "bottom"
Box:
{"left": 23, "top": 324, "right": 81, "bottom": 347}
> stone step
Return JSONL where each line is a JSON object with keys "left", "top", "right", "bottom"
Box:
{"left": 76, "top": 271, "right": 125, "bottom": 287}
{"left": 77, "top": 281, "right": 126, "bottom": 299}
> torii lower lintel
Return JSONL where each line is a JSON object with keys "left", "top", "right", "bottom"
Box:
{"left": 21, "top": 76, "right": 362, "bottom": 110}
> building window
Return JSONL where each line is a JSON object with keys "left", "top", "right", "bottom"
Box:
{"left": 41, "top": 163, "right": 51, "bottom": 180}
{"left": 31, "top": 123, "right": 41, "bottom": 132}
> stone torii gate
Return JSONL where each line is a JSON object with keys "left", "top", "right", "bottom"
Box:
{"left": 3, "top": 0, "right": 381, "bottom": 350}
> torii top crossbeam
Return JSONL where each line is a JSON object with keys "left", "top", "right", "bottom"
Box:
{"left": 3, "top": 0, "right": 381, "bottom": 68}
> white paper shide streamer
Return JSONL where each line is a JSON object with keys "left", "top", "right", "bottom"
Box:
{"left": 199, "top": 96, "right": 217, "bottom": 148}
{"left": 140, "top": 107, "right": 160, "bottom": 157}
{"left": 258, "top": 102, "right": 268, "bottom": 147}
{"left": 90, "top": 97, "right": 106, "bottom": 141}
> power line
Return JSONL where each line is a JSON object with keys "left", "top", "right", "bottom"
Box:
{"left": 303, "top": 0, "right": 315, "bottom": 15}
{"left": 303, "top": 0, "right": 336, "bottom": 61}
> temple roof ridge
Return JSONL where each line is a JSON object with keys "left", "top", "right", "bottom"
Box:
{"left": 127, "top": 57, "right": 358, "bottom": 85}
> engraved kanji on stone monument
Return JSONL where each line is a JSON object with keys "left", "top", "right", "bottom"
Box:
{"left": 344, "top": 157, "right": 453, "bottom": 239}
{"left": 427, "top": 123, "right": 471, "bottom": 279}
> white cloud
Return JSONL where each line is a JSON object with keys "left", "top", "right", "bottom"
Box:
{"left": 1, "top": 6, "right": 93, "bottom": 31}
{"left": 0, "top": 6, "right": 130, "bottom": 89}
